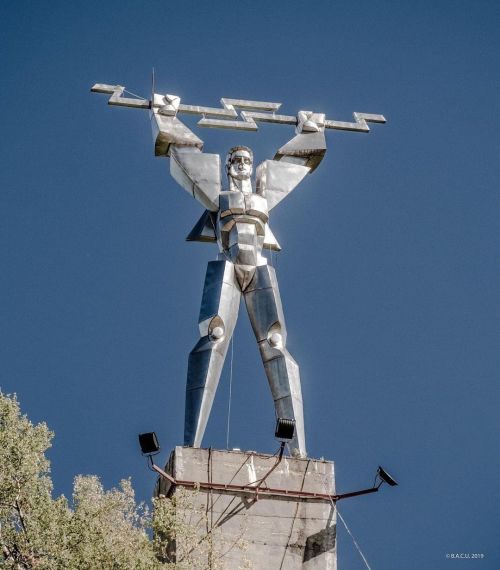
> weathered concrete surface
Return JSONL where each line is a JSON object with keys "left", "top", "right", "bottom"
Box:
{"left": 156, "top": 447, "right": 337, "bottom": 569}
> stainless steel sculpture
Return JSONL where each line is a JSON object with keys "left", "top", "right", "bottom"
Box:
{"left": 91, "top": 83, "right": 386, "bottom": 457}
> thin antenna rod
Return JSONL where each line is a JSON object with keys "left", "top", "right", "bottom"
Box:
{"left": 151, "top": 67, "right": 155, "bottom": 105}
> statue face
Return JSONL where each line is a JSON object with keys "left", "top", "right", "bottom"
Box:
{"left": 228, "top": 149, "right": 253, "bottom": 180}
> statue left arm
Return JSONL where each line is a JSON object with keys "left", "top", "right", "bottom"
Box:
{"left": 273, "top": 111, "right": 326, "bottom": 173}
{"left": 256, "top": 112, "right": 326, "bottom": 211}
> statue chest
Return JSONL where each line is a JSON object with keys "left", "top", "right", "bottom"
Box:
{"left": 219, "top": 191, "right": 269, "bottom": 224}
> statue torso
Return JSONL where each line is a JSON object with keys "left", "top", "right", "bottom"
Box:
{"left": 216, "top": 190, "right": 269, "bottom": 266}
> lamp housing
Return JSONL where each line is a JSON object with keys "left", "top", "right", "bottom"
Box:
{"left": 138, "top": 432, "right": 160, "bottom": 455}
{"left": 377, "top": 465, "right": 398, "bottom": 487}
{"left": 275, "top": 418, "right": 295, "bottom": 441}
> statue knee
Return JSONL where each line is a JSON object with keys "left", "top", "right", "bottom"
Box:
{"left": 268, "top": 331, "right": 283, "bottom": 348}
{"left": 198, "top": 314, "right": 226, "bottom": 342}
{"left": 190, "top": 315, "right": 228, "bottom": 356}
{"left": 259, "top": 322, "right": 287, "bottom": 362}
{"left": 208, "top": 315, "right": 226, "bottom": 341}
{"left": 265, "top": 322, "right": 286, "bottom": 352}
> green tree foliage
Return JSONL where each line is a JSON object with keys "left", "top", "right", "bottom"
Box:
{"left": 0, "top": 393, "right": 156, "bottom": 569}
{"left": 0, "top": 393, "right": 250, "bottom": 570}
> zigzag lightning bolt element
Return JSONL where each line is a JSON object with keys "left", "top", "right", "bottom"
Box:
{"left": 192, "top": 98, "right": 283, "bottom": 131}
{"left": 91, "top": 84, "right": 386, "bottom": 132}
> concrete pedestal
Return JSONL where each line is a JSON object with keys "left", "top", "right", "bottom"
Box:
{"left": 156, "top": 447, "right": 337, "bottom": 569}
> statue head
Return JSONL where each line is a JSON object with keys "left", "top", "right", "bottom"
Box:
{"left": 225, "top": 146, "right": 253, "bottom": 181}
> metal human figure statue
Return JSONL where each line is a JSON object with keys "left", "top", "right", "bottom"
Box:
{"left": 153, "top": 104, "right": 327, "bottom": 457}
{"left": 91, "top": 83, "right": 385, "bottom": 457}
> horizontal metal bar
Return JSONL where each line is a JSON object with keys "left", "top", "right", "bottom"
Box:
{"left": 152, "top": 461, "right": 378, "bottom": 503}
{"left": 152, "top": 463, "right": 176, "bottom": 485}
{"left": 110, "top": 97, "right": 150, "bottom": 109}
{"left": 243, "top": 112, "right": 296, "bottom": 125}
{"left": 222, "top": 98, "right": 282, "bottom": 111}
{"left": 197, "top": 118, "right": 258, "bottom": 131}
{"left": 325, "top": 120, "right": 370, "bottom": 132}
{"left": 91, "top": 83, "right": 121, "bottom": 94}
{"left": 334, "top": 487, "right": 379, "bottom": 500}
{"left": 91, "top": 84, "right": 386, "bottom": 133}
{"left": 178, "top": 104, "right": 237, "bottom": 118}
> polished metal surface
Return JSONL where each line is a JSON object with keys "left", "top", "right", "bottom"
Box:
{"left": 170, "top": 147, "right": 220, "bottom": 211}
{"left": 91, "top": 81, "right": 387, "bottom": 457}
{"left": 177, "top": 133, "right": 319, "bottom": 456}
{"left": 151, "top": 112, "right": 203, "bottom": 156}
{"left": 256, "top": 160, "right": 310, "bottom": 210}
{"left": 244, "top": 265, "right": 305, "bottom": 454}
{"left": 185, "top": 261, "right": 241, "bottom": 448}
{"left": 91, "top": 84, "right": 386, "bottom": 133}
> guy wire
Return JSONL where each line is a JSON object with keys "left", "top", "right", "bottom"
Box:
{"left": 321, "top": 476, "right": 373, "bottom": 570}
{"left": 226, "top": 335, "right": 234, "bottom": 449}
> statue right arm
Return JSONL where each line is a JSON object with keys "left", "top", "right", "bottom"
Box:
{"left": 255, "top": 112, "right": 327, "bottom": 211}
{"left": 150, "top": 106, "right": 221, "bottom": 212}
{"left": 273, "top": 111, "right": 326, "bottom": 173}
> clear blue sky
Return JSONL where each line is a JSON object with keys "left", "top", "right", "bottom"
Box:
{"left": 1, "top": 1, "right": 499, "bottom": 568}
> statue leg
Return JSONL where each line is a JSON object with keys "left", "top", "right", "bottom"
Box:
{"left": 184, "top": 261, "right": 241, "bottom": 447}
{"left": 243, "top": 265, "right": 306, "bottom": 457}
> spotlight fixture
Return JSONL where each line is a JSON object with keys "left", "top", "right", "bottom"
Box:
{"left": 138, "top": 432, "right": 160, "bottom": 456}
{"left": 252, "top": 418, "right": 296, "bottom": 493}
{"left": 333, "top": 465, "right": 399, "bottom": 501}
{"left": 275, "top": 418, "right": 295, "bottom": 441}
{"left": 376, "top": 465, "right": 398, "bottom": 487}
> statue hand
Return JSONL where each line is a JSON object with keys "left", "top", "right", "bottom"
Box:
{"left": 296, "top": 111, "right": 325, "bottom": 134}
{"left": 158, "top": 93, "right": 181, "bottom": 117}
{"left": 151, "top": 94, "right": 203, "bottom": 155}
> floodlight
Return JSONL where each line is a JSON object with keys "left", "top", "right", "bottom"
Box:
{"left": 275, "top": 418, "right": 295, "bottom": 441}
{"left": 138, "top": 432, "right": 160, "bottom": 455}
{"left": 376, "top": 465, "right": 398, "bottom": 487}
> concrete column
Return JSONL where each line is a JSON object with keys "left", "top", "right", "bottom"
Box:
{"left": 156, "top": 447, "right": 337, "bottom": 569}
